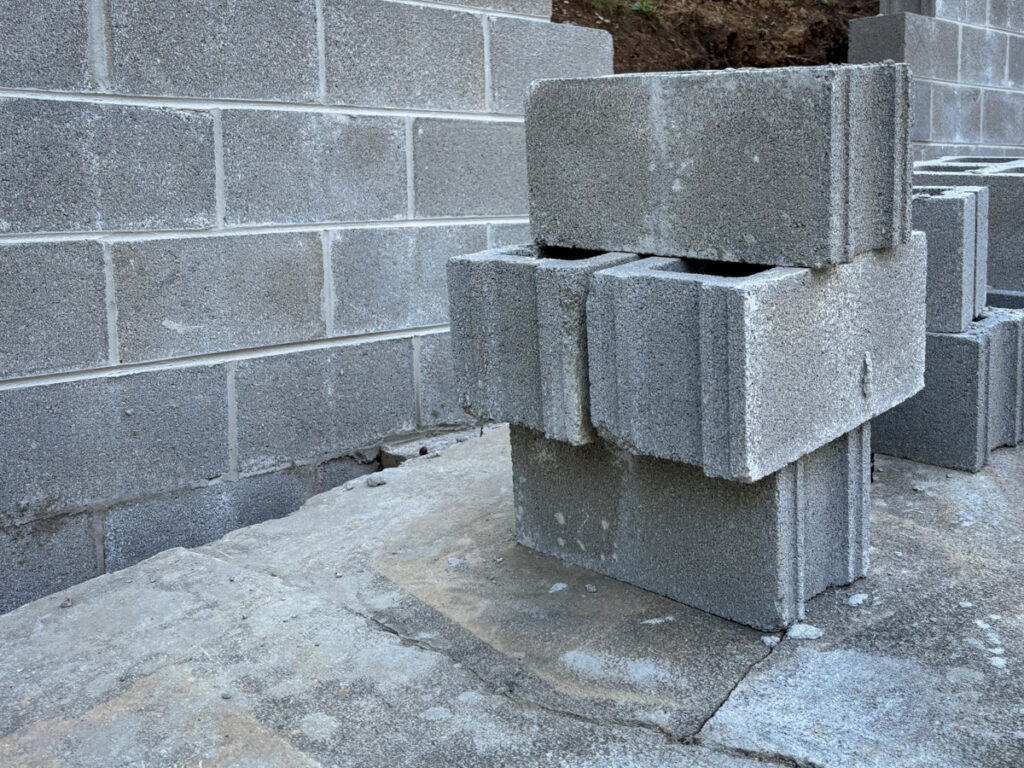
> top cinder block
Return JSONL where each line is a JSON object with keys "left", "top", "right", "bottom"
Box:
{"left": 526, "top": 63, "right": 912, "bottom": 268}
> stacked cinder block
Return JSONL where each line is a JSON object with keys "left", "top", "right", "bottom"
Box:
{"left": 0, "top": 0, "right": 613, "bottom": 613}
{"left": 449, "top": 63, "right": 925, "bottom": 630}
{"left": 850, "top": 3, "right": 1024, "bottom": 159}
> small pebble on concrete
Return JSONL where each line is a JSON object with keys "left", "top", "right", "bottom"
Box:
{"left": 846, "top": 593, "right": 870, "bottom": 607}
{"left": 761, "top": 636, "right": 780, "bottom": 648}
{"left": 366, "top": 475, "right": 387, "bottom": 487}
{"left": 787, "top": 623, "right": 823, "bottom": 640}
{"left": 549, "top": 582, "right": 568, "bottom": 593}
{"left": 585, "top": 584, "right": 597, "bottom": 593}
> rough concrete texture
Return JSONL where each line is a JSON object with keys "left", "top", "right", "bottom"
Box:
{"left": 511, "top": 424, "right": 870, "bottom": 631}
{"left": 0, "top": 0, "right": 91, "bottom": 91}
{"left": 331, "top": 225, "right": 488, "bottom": 336}
{"left": 488, "top": 17, "right": 612, "bottom": 114}
{"left": 873, "top": 309, "right": 1024, "bottom": 471}
{"left": 108, "top": 0, "right": 319, "bottom": 101}
{"left": 222, "top": 110, "right": 407, "bottom": 226}
{"left": 413, "top": 119, "right": 528, "bottom": 217}
{"left": 914, "top": 159, "right": 1024, "bottom": 293}
{"left": 911, "top": 186, "right": 988, "bottom": 332}
{"left": 959, "top": 26, "right": 1009, "bottom": 87}
{"left": 930, "top": 83, "right": 983, "bottom": 145}
{"left": 111, "top": 233, "right": 325, "bottom": 363}
{"left": 587, "top": 237, "right": 926, "bottom": 482}
{"left": 3, "top": 426, "right": 1021, "bottom": 766}
{"left": 527, "top": 63, "right": 911, "bottom": 267}
{"left": 989, "top": 288, "right": 1024, "bottom": 309}
{"left": 445, "top": 0, "right": 551, "bottom": 16}
{"left": 325, "top": 0, "right": 484, "bottom": 111}
{"left": 489, "top": 221, "right": 532, "bottom": 248}
{"left": 417, "top": 332, "right": 473, "bottom": 428}
{"left": 0, "top": 99, "right": 216, "bottom": 234}
{"left": 0, "top": 242, "right": 107, "bottom": 379}
{"left": 448, "top": 245, "right": 637, "bottom": 445}
{"left": 849, "top": 13, "right": 961, "bottom": 81}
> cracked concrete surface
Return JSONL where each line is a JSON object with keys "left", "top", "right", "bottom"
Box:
{"left": 1, "top": 425, "right": 1022, "bottom": 766}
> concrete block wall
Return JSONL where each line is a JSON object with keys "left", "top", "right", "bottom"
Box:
{"left": 851, "top": 3, "right": 1024, "bottom": 158}
{"left": 0, "top": 0, "right": 611, "bottom": 612}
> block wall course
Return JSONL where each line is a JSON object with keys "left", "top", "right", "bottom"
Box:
{"left": 848, "top": 14, "right": 960, "bottom": 82}
{"left": 0, "top": 242, "right": 108, "bottom": 379}
{"left": 413, "top": 119, "right": 528, "bottom": 218}
{"left": 0, "top": 366, "right": 229, "bottom": 527}
{"left": 0, "top": 0, "right": 91, "bottom": 91}
{"left": 444, "top": 0, "right": 552, "bottom": 17}
{"left": 960, "top": 27, "right": 1009, "bottom": 87}
{"left": 489, "top": 222, "right": 532, "bottom": 248}
{"left": 930, "top": 85, "right": 982, "bottom": 144}
{"left": 107, "top": 0, "right": 319, "bottom": 101}
{"left": 418, "top": 332, "right": 474, "bottom": 428}
{"left": 222, "top": 111, "right": 407, "bottom": 227}
{"left": 331, "top": 225, "right": 488, "bottom": 336}
{"left": 488, "top": 17, "right": 613, "bottom": 114}
{"left": 990, "top": 0, "right": 1024, "bottom": 32}
{"left": 0, "top": 514, "right": 101, "bottom": 614}
{"left": 111, "top": 233, "right": 326, "bottom": 364}
{"left": 0, "top": 100, "right": 216, "bottom": 235}
{"left": 234, "top": 340, "right": 417, "bottom": 475}
{"left": 324, "top": 0, "right": 485, "bottom": 112}
{"left": 982, "top": 91, "right": 1024, "bottom": 146}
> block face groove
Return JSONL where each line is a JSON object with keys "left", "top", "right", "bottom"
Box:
{"left": 510, "top": 424, "right": 870, "bottom": 631}
{"left": 0, "top": 100, "right": 216, "bottom": 234}
{"left": 587, "top": 239, "right": 926, "bottom": 482}
{"left": 449, "top": 245, "right": 637, "bottom": 444}
{"left": 527, "top": 64, "right": 911, "bottom": 267}
{"left": 111, "top": 233, "right": 326, "bottom": 363}
{"left": 222, "top": 110, "right": 407, "bottom": 226}
{"left": 107, "top": 0, "right": 320, "bottom": 101}
{"left": 324, "top": 0, "right": 485, "bottom": 112}
{"left": 0, "top": 242, "right": 108, "bottom": 379}
{"left": 0, "top": 0, "right": 91, "bottom": 91}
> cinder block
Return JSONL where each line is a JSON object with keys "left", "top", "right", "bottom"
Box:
{"left": 418, "top": 332, "right": 474, "bottom": 428}
{"left": 325, "top": 0, "right": 484, "bottom": 111}
{"left": 849, "top": 14, "right": 960, "bottom": 82}
{"left": 1009, "top": 36, "right": 1024, "bottom": 89}
{"left": 0, "top": 514, "right": 101, "bottom": 614}
{"left": 880, "top": 0, "right": 932, "bottom": 13}
{"left": 990, "top": 0, "right": 1024, "bottom": 32}
{"left": 0, "top": 0, "right": 90, "bottom": 90}
{"left": 0, "top": 366, "right": 229, "bottom": 527}
{"left": 930, "top": 84, "right": 982, "bottom": 144}
{"left": 314, "top": 455, "right": 377, "bottom": 493}
{"left": 914, "top": 162, "right": 1024, "bottom": 293}
{"left": 960, "top": 27, "right": 1009, "bottom": 87}
{"left": 911, "top": 187, "right": 987, "bottom": 332}
{"left": 223, "top": 111, "right": 406, "bottom": 226}
{"left": 587, "top": 237, "right": 927, "bottom": 482}
{"left": 234, "top": 340, "right": 417, "bottom": 475}
{"left": 488, "top": 17, "right": 612, "bottom": 114}
{"left": 444, "top": 0, "right": 550, "bottom": 17}
{"left": 489, "top": 222, "right": 531, "bottom": 248}
{"left": 873, "top": 310, "right": 1024, "bottom": 470}
{"left": 0, "top": 100, "right": 216, "bottom": 234}
{"left": 448, "top": 245, "right": 637, "bottom": 444}
{"left": 330, "top": 225, "right": 488, "bottom": 336}
{"left": 510, "top": 423, "right": 870, "bottom": 632}
{"left": 934, "top": 0, "right": 987, "bottom": 23}
{"left": 108, "top": 0, "right": 318, "bottom": 101}
{"left": 527, "top": 64, "right": 911, "bottom": 267}
{"left": 413, "top": 119, "right": 528, "bottom": 217}
{"left": 112, "top": 233, "right": 325, "bottom": 363}
{"left": 0, "top": 242, "right": 108, "bottom": 379}
{"left": 988, "top": 288, "right": 1024, "bottom": 309}
{"left": 104, "top": 469, "right": 316, "bottom": 571}
{"left": 981, "top": 91, "right": 1024, "bottom": 146}
{"left": 910, "top": 81, "right": 931, "bottom": 142}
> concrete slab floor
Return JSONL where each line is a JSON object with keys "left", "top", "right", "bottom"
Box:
{"left": 0, "top": 425, "right": 1022, "bottom": 767}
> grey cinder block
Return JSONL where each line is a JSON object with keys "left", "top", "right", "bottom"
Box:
{"left": 413, "top": 119, "right": 528, "bottom": 217}
{"left": 234, "top": 340, "right": 417, "bottom": 475}
{"left": 510, "top": 423, "right": 870, "bottom": 632}
{"left": 489, "top": 222, "right": 531, "bottom": 248}
{"left": 930, "top": 85, "right": 982, "bottom": 144}
{"left": 934, "top": 0, "right": 988, "bottom": 23}
{"left": 108, "top": 0, "right": 318, "bottom": 101}
{"left": 223, "top": 111, "right": 406, "bottom": 226}
{"left": 443, "top": 0, "right": 551, "bottom": 17}
{"left": 325, "top": 0, "right": 484, "bottom": 111}
{"left": 0, "top": 0, "right": 90, "bottom": 91}
{"left": 959, "top": 27, "right": 1009, "bottom": 88}
{"left": 111, "top": 233, "right": 325, "bottom": 364}
{"left": 587, "top": 236, "right": 926, "bottom": 482}
{"left": 448, "top": 245, "right": 637, "bottom": 445}
{"left": 0, "top": 514, "right": 101, "bottom": 614}
{"left": 1009, "top": 36, "right": 1024, "bottom": 90}
{"left": 527, "top": 64, "right": 911, "bottom": 267}
{"left": 488, "top": 17, "right": 612, "bottom": 115}
{"left": 0, "top": 366, "right": 229, "bottom": 527}
{"left": 990, "top": 0, "right": 1024, "bottom": 32}
{"left": 418, "top": 332, "right": 473, "bottom": 428}
{"left": 981, "top": 91, "right": 1024, "bottom": 146}
{"left": 911, "top": 186, "right": 988, "bottom": 332}
{"left": 0, "top": 100, "right": 216, "bottom": 234}
{"left": 0, "top": 242, "right": 108, "bottom": 379}
{"left": 873, "top": 309, "right": 1024, "bottom": 470}
{"left": 331, "top": 225, "right": 488, "bottom": 336}
{"left": 910, "top": 81, "right": 931, "bottom": 143}
{"left": 914, "top": 162, "right": 1024, "bottom": 294}
{"left": 988, "top": 289, "right": 1024, "bottom": 309}
{"left": 849, "top": 14, "right": 960, "bottom": 82}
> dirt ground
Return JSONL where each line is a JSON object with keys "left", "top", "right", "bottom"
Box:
{"left": 553, "top": 0, "right": 880, "bottom": 73}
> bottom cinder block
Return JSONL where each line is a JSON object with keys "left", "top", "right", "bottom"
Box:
{"left": 873, "top": 308, "right": 1024, "bottom": 471}
{"left": 988, "top": 288, "right": 1024, "bottom": 310}
{"left": 510, "top": 424, "right": 870, "bottom": 631}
